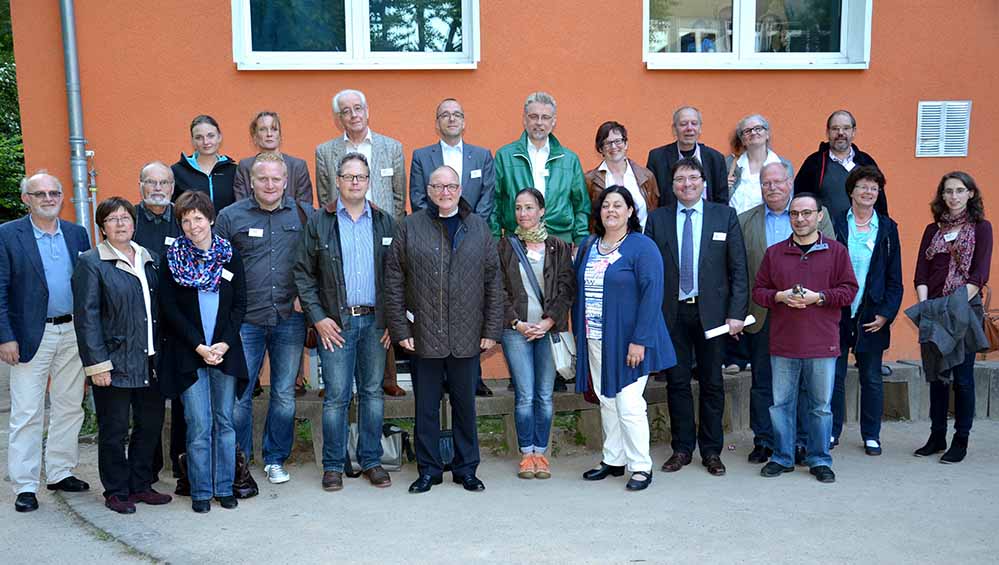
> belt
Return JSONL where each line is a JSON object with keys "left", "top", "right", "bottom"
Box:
{"left": 679, "top": 296, "right": 698, "bottom": 304}
{"left": 46, "top": 314, "right": 73, "bottom": 325}
{"left": 347, "top": 305, "right": 375, "bottom": 316}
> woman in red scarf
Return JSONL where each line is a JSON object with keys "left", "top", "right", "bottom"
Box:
{"left": 913, "top": 172, "right": 992, "bottom": 463}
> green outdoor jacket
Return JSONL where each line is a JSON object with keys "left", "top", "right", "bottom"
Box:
{"left": 490, "top": 132, "right": 591, "bottom": 244}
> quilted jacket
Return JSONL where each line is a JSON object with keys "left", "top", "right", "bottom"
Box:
{"left": 384, "top": 198, "right": 504, "bottom": 358}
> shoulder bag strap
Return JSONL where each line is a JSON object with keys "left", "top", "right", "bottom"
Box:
{"left": 507, "top": 236, "right": 544, "bottom": 303}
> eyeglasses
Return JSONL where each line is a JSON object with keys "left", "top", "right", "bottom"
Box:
{"left": 437, "top": 111, "right": 464, "bottom": 121}
{"left": 829, "top": 126, "right": 855, "bottom": 134}
{"left": 740, "top": 125, "right": 768, "bottom": 136}
{"left": 26, "top": 190, "right": 62, "bottom": 200}
{"left": 428, "top": 183, "right": 460, "bottom": 193}
{"left": 104, "top": 215, "right": 133, "bottom": 225}
{"left": 761, "top": 178, "right": 789, "bottom": 188}
{"left": 141, "top": 179, "right": 174, "bottom": 188}
{"left": 672, "top": 174, "right": 703, "bottom": 184}
{"left": 526, "top": 113, "right": 554, "bottom": 123}
{"left": 338, "top": 105, "right": 366, "bottom": 117}
{"left": 338, "top": 174, "right": 369, "bottom": 183}
{"left": 853, "top": 184, "right": 880, "bottom": 193}
{"left": 943, "top": 187, "right": 969, "bottom": 196}
{"left": 789, "top": 210, "right": 818, "bottom": 219}
{"left": 602, "top": 138, "right": 627, "bottom": 150}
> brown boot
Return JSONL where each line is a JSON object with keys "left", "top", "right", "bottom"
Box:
{"left": 383, "top": 347, "right": 406, "bottom": 396}
{"left": 232, "top": 449, "right": 259, "bottom": 499}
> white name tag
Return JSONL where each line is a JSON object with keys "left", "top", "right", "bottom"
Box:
{"left": 382, "top": 237, "right": 392, "bottom": 246}
{"left": 607, "top": 251, "right": 622, "bottom": 264}
{"left": 248, "top": 228, "right": 264, "bottom": 238}
{"left": 164, "top": 236, "right": 176, "bottom": 245}
{"left": 381, "top": 168, "right": 394, "bottom": 177}
{"left": 866, "top": 239, "right": 876, "bottom": 251}
{"left": 713, "top": 231, "right": 727, "bottom": 241}
{"left": 943, "top": 231, "right": 958, "bottom": 242}
{"left": 470, "top": 169, "right": 482, "bottom": 179}
{"left": 221, "top": 269, "right": 234, "bottom": 281}
{"left": 406, "top": 310, "right": 415, "bottom": 323}
{"left": 543, "top": 169, "right": 550, "bottom": 177}
{"left": 527, "top": 250, "right": 543, "bottom": 262}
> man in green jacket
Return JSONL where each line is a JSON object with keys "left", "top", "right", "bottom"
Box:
{"left": 491, "top": 92, "right": 590, "bottom": 244}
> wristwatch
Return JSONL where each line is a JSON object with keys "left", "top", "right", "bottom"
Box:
{"left": 511, "top": 319, "right": 520, "bottom": 330}
{"left": 816, "top": 292, "right": 826, "bottom": 307}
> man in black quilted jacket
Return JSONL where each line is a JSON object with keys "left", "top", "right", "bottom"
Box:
{"left": 384, "top": 165, "right": 504, "bottom": 494}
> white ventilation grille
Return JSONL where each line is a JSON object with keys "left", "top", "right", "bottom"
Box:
{"left": 916, "top": 100, "right": 971, "bottom": 157}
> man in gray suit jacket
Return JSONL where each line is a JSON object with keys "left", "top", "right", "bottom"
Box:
{"left": 315, "top": 89, "right": 407, "bottom": 220}
{"left": 410, "top": 98, "right": 495, "bottom": 219}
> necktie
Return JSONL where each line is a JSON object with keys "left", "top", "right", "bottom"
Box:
{"left": 680, "top": 208, "right": 694, "bottom": 294}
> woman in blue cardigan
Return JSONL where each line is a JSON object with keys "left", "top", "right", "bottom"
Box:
{"left": 831, "top": 166, "right": 903, "bottom": 456}
{"left": 575, "top": 186, "right": 676, "bottom": 491}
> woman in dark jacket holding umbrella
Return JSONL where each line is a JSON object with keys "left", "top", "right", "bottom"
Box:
{"left": 73, "top": 197, "right": 172, "bottom": 514}
{"left": 831, "top": 166, "right": 903, "bottom": 456}
{"left": 158, "top": 190, "right": 248, "bottom": 513}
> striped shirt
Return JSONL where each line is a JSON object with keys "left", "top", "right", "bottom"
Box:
{"left": 337, "top": 199, "right": 376, "bottom": 307}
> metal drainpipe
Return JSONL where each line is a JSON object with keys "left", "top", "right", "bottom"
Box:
{"left": 58, "top": 0, "right": 92, "bottom": 243}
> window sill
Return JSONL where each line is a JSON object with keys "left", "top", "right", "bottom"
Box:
{"left": 644, "top": 60, "right": 869, "bottom": 71}
{"left": 235, "top": 60, "right": 478, "bottom": 71}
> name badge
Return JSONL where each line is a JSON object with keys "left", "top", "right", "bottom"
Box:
{"left": 943, "top": 231, "right": 958, "bottom": 242}
{"left": 607, "top": 251, "right": 622, "bottom": 264}
{"left": 406, "top": 310, "right": 415, "bottom": 323}
{"left": 543, "top": 169, "right": 550, "bottom": 177}
{"left": 713, "top": 231, "right": 727, "bottom": 241}
{"left": 381, "top": 167, "right": 394, "bottom": 177}
{"left": 527, "top": 250, "right": 543, "bottom": 262}
{"left": 866, "top": 239, "right": 876, "bottom": 251}
{"left": 221, "top": 269, "right": 234, "bottom": 281}
{"left": 248, "top": 228, "right": 264, "bottom": 238}
{"left": 382, "top": 237, "right": 392, "bottom": 246}
{"left": 470, "top": 169, "right": 482, "bottom": 179}
{"left": 164, "top": 236, "right": 176, "bottom": 245}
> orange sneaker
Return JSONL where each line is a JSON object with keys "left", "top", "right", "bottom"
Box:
{"left": 534, "top": 454, "right": 551, "bottom": 479}
{"left": 518, "top": 454, "right": 536, "bottom": 479}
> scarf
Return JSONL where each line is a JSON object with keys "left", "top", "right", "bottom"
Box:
{"left": 515, "top": 222, "right": 548, "bottom": 243}
{"left": 924, "top": 210, "right": 976, "bottom": 296}
{"left": 167, "top": 235, "right": 233, "bottom": 292}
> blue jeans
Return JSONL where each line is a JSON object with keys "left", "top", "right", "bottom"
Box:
{"left": 832, "top": 348, "right": 884, "bottom": 442}
{"left": 233, "top": 313, "right": 306, "bottom": 465}
{"left": 182, "top": 367, "right": 236, "bottom": 500}
{"left": 930, "top": 349, "right": 976, "bottom": 437}
{"left": 501, "top": 329, "right": 556, "bottom": 453}
{"left": 316, "top": 314, "right": 386, "bottom": 472}
{"left": 770, "top": 356, "right": 836, "bottom": 468}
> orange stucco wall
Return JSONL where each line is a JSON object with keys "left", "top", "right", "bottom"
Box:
{"left": 11, "top": 1, "right": 999, "bottom": 370}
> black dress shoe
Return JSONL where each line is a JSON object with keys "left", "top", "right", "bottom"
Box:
{"left": 14, "top": 492, "right": 38, "bottom": 512}
{"left": 408, "top": 474, "right": 443, "bottom": 493}
{"left": 215, "top": 495, "right": 238, "bottom": 509}
{"left": 625, "top": 471, "right": 652, "bottom": 491}
{"left": 454, "top": 474, "right": 485, "bottom": 492}
{"left": 660, "top": 452, "right": 692, "bottom": 473}
{"left": 760, "top": 462, "right": 794, "bottom": 478}
{"left": 702, "top": 454, "right": 726, "bottom": 476}
{"left": 810, "top": 465, "right": 836, "bottom": 483}
{"left": 747, "top": 445, "right": 772, "bottom": 464}
{"left": 914, "top": 432, "right": 948, "bottom": 457}
{"left": 553, "top": 376, "right": 568, "bottom": 392}
{"left": 47, "top": 476, "right": 90, "bottom": 492}
{"left": 794, "top": 446, "right": 807, "bottom": 466}
{"left": 475, "top": 381, "right": 494, "bottom": 397}
{"left": 582, "top": 462, "right": 625, "bottom": 481}
{"left": 191, "top": 499, "right": 211, "bottom": 513}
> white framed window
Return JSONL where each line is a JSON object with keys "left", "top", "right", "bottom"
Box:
{"left": 916, "top": 101, "right": 972, "bottom": 158}
{"left": 231, "top": 0, "right": 480, "bottom": 70}
{"left": 643, "top": 0, "right": 871, "bottom": 70}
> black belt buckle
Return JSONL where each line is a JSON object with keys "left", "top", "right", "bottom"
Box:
{"left": 348, "top": 305, "right": 374, "bottom": 316}
{"left": 680, "top": 296, "right": 697, "bottom": 305}
{"left": 46, "top": 314, "right": 73, "bottom": 325}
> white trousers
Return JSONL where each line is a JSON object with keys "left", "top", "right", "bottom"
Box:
{"left": 588, "top": 339, "right": 652, "bottom": 473}
{"left": 8, "top": 323, "right": 85, "bottom": 494}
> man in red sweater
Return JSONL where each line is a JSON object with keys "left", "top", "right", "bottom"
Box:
{"left": 752, "top": 193, "right": 857, "bottom": 483}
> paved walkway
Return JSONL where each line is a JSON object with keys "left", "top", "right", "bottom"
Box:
{"left": 3, "top": 406, "right": 998, "bottom": 564}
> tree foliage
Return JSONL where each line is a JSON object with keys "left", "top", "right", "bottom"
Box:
{"left": 0, "top": 0, "right": 23, "bottom": 223}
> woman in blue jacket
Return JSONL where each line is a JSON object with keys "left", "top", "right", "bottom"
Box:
{"left": 575, "top": 186, "right": 676, "bottom": 491}
{"left": 831, "top": 166, "right": 903, "bottom": 456}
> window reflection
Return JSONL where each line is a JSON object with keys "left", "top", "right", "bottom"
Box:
{"left": 250, "top": 0, "right": 346, "bottom": 52}
{"left": 648, "top": 0, "right": 733, "bottom": 53}
{"left": 755, "top": 0, "right": 842, "bottom": 53}
{"left": 370, "top": 0, "right": 463, "bottom": 53}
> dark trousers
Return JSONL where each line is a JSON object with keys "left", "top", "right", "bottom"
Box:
{"left": 412, "top": 355, "right": 480, "bottom": 478}
{"left": 151, "top": 396, "right": 186, "bottom": 477}
{"left": 723, "top": 333, "right": 751, "bottom": 368}
{"left": 91, "top": 384, "right": 166, "bottom": 499}
{"left": 832, "top": 347, "right": 884, "bottom": 442}
{"left": 746, "top": 318, "right": 774, "bottom": 448}
{"left": 665, "top": 302, "right": 725, "bottom": 457}
{"left": 930, "top": 349, "right": 976, "bottom": 438}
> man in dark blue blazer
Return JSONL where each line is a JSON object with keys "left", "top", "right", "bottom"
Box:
{"left": 645, "top": 158, "right": 749, "bottom": 478}
{"left": 0, "top": 172, "right": 92, "bottom": 512}
{"left": 409, "top": 98, "right": 497, "bottom": 397}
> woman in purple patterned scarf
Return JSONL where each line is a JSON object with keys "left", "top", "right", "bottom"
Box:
{"left": 158, "top": 190, "right": 248, "bottom": 513}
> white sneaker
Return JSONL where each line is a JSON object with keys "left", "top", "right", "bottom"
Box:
{"left": 263, "top": 464, "right": 291, "bottom": 484}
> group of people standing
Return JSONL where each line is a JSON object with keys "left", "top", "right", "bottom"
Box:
{"left": 0, "top": 91, "right": 990, "bottom": 514}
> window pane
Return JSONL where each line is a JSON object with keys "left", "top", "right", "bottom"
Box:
{"left": 250, "top": 0, "right": 346, "bottom": 52}
{"left": 756, "top": 0, "right": 842, "bottom": 53}
{"left": 648, "top": 0, "right": 733, "bottom": 53}
{"left": 369, "top": 1, "right": 463, "bottom": 52}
